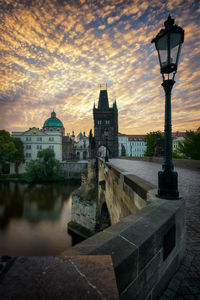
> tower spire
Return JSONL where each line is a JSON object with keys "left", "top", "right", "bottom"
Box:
{"left": 98, "top": 89, "right": 109, "bottom": 110}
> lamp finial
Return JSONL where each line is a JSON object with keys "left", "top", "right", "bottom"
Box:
{"left": 164, "top": 15, "right": 174, "bottom": 29}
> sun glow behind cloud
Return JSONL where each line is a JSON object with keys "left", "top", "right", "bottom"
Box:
{"left": 0, "top": 0, "right": 199, "bottom": 135}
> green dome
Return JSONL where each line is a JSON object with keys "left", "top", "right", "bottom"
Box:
{"left": 43, "top": 112, "right": 64, "bottom": 128}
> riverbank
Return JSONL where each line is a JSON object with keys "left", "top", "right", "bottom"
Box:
{"left": 0, "top": 174, "right": 81, "bottom": 184}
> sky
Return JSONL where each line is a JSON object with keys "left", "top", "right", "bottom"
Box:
{"left": 0, "top": 0, "right": 199, "bottom": 136}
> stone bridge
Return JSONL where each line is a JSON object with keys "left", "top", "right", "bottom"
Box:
{"left": 1, "top": 158, "right": 199, "bottom": 299}
{"left": 65, "top": 157, "right": 200, "bottom": 299}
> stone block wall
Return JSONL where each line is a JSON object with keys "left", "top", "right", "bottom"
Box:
{"left": 70, "top": 182, "right": 98, "bottom": 234}
{"left": 63, "top": 196, "right": 185, "bottom": 300}
{"left": 62, "top": 158, "right": 186, "bottom": 299}
{"left": 60, "top": 162, "right": 88, "bottom": 178}
{"left": 71, "top": 194, "right": 97, "bottom": 232}
{"left": 120, "top": 156, "right": 200, "bottom": 170}
{"left": 98, "top": 159, "right": 155, "bottom": 224}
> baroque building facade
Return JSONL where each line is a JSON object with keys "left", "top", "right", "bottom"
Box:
{"left": 42, "top": 111, "right": 73, "bottom": 161}
{"left": 118, "top": 131, "right": 186, "bottom": 157}
{"left": 118, "top": 133, "right": 147, "bottom": 157}
{"left": 10, "top": 111, "right": 75, "bottom": 173}
{"left": 11, "top": 127, "right": 62, "bottom": 173}
{"left": 93, "top": 89, "right": 118, "bottom": 158}
{"left": 74, "top": 131, "right": 89, "bottom": 160}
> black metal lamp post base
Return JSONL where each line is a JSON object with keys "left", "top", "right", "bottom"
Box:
{"left": 157, "top": 170, "right": 181, "bottom": 200}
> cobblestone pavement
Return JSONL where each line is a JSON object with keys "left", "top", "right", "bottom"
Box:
{"left": 111, "top": 159, "right": 200, "bottom": 300}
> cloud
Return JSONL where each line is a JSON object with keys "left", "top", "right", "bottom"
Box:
{"left": 0, "top": 0, "right": 199, "bottom": 135}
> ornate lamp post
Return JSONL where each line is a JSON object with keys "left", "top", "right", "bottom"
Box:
{"left": 104, "top": 129, "right": 109, "bottom": 162}
{"left": 151, "top": 15, "right": 184, "bottom": 199}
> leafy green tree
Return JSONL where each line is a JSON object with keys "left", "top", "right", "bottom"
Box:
{"left": 177, "top": 131, "right": 200, "bottom": 160}
{"left": 0, "top": 130, "right": 16, "bottom": 173}
{"left": 11, "top": 138, "right": 25, "bottom": 174}
{"left": 26, "top": 148, "right": 60, "bottom": 182}
{"left": 172, "top": 151, "right": 187, "bottom": 159}
{"left": 144, "top": 131, "right": 164, "bottom": 157}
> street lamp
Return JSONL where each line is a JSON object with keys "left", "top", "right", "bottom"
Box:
{"left": 104, "top": 129, "right": 109, "bottom": 162}
{"left": 151, "top": 15, "right": 184, "bottom": 199}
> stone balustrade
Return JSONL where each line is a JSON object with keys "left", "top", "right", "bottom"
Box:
{"left": 63, "top": 158, "right": 185, "bottom": 299}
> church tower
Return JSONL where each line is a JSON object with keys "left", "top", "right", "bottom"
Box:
{"left": 93, "top": 89, "right": 118, "bottom": 158}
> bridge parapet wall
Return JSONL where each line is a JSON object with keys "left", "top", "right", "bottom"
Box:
{"left": 98, "top": 158, "right": 155, "bottom": 225}
{"left": 63, "top": 159, "right": 185, "bottom": 299}
{"left": 120, "top": 156, "right": 200, "bottom": 170}
{"left": 63, "top": 197, "right": 185, "bottom": 299}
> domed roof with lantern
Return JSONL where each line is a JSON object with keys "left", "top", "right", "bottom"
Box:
{"left": 43, "top": 111, "right": 64, "bottom": 128}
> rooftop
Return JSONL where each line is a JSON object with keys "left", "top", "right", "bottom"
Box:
{"left": 43, "top": 112, "right": 64, "bottom": 128}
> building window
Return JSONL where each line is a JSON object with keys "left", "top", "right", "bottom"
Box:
{"left": 106, "top": 120, "right": 110, "bottom": 125}
{"left": 26, "top": 137, "right": 31, "bottom": 141}
{"left": 37, "top": 137, "right": 42, "bottom": 141}
{"left": 37, "top": 145, "right": 42, "bottom": 150}
{"left": 49, "top": 137, "right": 54, "bottom": 141}
{"left": 26, "top": 145, "right": 31, "bottom": 150}
{"left": 98, "top": 120, "right": 102, "bottom": 125}
{"left": 26, "top": 153, "right": 31, "bottom": 158}
{"left": 49, "top": 145, "right": 54, "bottom": 149}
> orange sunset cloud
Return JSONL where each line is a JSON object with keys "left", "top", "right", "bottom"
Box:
{"left": 0, "top": 0, "right": 199, "bottom": 135}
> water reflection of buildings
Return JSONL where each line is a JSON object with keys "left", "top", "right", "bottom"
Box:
{"left": 0, "top": 182, "right": 72, "bottom": 229}
{"left": 23, "top": 196, "right": 63, "bottom": 222}
{"left": 0, "top": 205, "right": 5, "bottom": 217}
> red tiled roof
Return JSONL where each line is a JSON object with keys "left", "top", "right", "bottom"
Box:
{"left": 119, "top": 131, "right": 186, "bottom": 141}
{"left": 118, "top": 133, "right": 146, "bottom": 141}
{"left": 172, "top": 131, "right": 185, "bottom": 137}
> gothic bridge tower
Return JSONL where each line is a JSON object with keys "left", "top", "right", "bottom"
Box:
{"left": 93, "top": 89, "right": 118, "bottom": 158}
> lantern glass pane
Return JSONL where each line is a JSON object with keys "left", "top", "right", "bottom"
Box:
{"left": 170, "top": 32, "right": 182, "bottom": 49}
{"left": 170, "top": 44, "right": 179, "bottom": 64}
{"left": 157, "top": 34, "right": 168, "bottom": 68}
{"left": 170, "top": 33, "right": 182, "bottom": 64}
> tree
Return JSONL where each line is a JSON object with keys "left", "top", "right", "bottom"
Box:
{"left": 0, "top": 130, "right": 16, "bottom": 173}
{"left": 144, "top": 131, "right": 164, "bottom": 157}
{"left": 26, "top": 148, "right": 60, "bottom": 182}
{"left": 177, "top": 131, "right": 200, "bottom": 160}
{"left": 11, "top": 138, "right": 25, "bottom": 174}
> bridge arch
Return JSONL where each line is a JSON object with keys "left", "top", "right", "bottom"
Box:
{"left": 97, "top": 145, "right": 110, "bottom": 158}
{"left": 100, "top": 202, "right": 111, "bottom": 231}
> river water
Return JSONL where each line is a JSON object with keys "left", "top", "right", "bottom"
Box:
{"left": 0, "top": 180, "right": 81, "bottom": 256}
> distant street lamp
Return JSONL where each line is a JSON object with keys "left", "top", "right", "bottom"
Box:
{"left": 151, "top": 15, "right": 184, "bottom": 199}
{"left": 104, "top": 129, "right": 109, "bottom": 162}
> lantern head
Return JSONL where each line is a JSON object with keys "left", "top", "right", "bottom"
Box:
{"left": 152, "top": 15, "right": 184, "bottom": 74}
